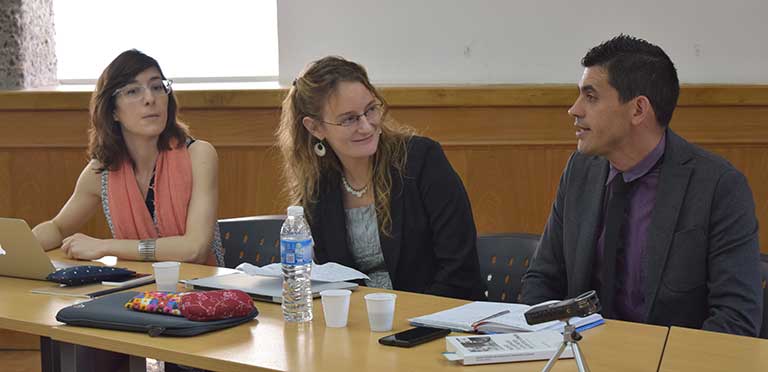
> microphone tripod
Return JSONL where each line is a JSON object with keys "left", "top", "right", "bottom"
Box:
{"left": 541, "top": 320, "right": 590, "bottom": 372}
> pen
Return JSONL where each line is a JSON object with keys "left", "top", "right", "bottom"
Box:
{"left": 575, "top": 319, "right": 605, "bottom": 333}
{"left": 87, "top": 279, "right": 156, "bottom": 298}
{"left": 471, "top": 310, "right": 511, "bottom": 330}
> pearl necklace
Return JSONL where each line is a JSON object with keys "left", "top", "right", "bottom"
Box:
{"left": 341, "top": 175, "right": 369, "bottom": 198}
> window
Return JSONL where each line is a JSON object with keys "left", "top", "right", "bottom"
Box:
{"left": 54, "top": 0, "right": 278, "bottom": 83}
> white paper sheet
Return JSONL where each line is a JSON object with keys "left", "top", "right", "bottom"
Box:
{"left": 236, "top": 262, "right": 370, "bottom": 282}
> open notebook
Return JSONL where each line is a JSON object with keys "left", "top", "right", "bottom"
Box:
{"left": 409, "top": 300, "right": 603, "bottom": 334}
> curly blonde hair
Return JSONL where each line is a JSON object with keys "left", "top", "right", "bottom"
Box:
{"left": 276, "top": 56, "right": 415, "bottom": 235}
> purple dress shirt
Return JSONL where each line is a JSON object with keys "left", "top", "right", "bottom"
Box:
{"left": 595, "top": 134, "right": 666, "bottom": 322}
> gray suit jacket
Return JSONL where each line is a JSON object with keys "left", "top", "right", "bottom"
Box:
{"left": 521, "top": 129, "right": 763, "bottom": 336}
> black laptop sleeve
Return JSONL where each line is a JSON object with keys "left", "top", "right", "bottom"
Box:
{"left": 56, "top": 291, "right": 259, "bottom": 337}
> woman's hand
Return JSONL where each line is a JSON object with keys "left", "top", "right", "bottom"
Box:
{"left": 61, "top": 233, "right": 108, "bottom": 260}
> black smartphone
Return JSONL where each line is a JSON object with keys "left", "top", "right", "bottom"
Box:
{"left": 378, "top": 326, "right": 451, "bottom": 348}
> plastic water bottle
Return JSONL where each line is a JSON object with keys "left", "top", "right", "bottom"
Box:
{"left": 280, "top": 205, "right": 313, "bottom": 322}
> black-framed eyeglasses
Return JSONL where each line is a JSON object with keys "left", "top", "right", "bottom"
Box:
{"left": 320, "top": 103, "right": 385, "bottom": 128}
{"left": 113, "top": 79, "right": 173, "bottom": 102}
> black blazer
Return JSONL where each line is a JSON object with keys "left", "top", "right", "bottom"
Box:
{"left": 308, "top": 136, "right": 485, "bottom": 300}
{"left": 520, "top": 129, "right": 763, "bottom": 336}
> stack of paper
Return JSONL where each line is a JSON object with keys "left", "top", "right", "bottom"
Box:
{"left": 409, "top": 300, "right": 603, "bottom": 333}
{"left": 236, "top": 262, "right": 369, "bottom": 282}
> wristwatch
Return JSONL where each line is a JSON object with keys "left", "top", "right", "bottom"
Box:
{"left": 138, "top": 239, "right": 157, "bottom": 261}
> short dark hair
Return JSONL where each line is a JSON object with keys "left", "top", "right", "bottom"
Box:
{"left": 582, "top": 34, "right": 679, "bottom": 127}
{"left": 88, "top": 49, "right": 189, "bottom": 172}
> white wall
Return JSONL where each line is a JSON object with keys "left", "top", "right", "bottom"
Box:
{"left": 278, "top": 0, "right": 768, "bottom": 84}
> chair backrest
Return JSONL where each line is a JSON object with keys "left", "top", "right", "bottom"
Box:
{"left": 218, "top": 215, "right": 286, "bottom": 269}
{"left": 477, "top": 233, "right": 540, "bottom": 303}
{"left": 760, "top": 254, "right": 768, "bottom": 339}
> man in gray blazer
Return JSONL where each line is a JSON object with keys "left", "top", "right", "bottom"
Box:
{"left": 520, "top": 35, "right": 763, "bottom": 336}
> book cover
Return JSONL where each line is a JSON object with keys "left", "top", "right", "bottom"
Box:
{"left": 444, "top": 331, "right": 573, "bottom": 365}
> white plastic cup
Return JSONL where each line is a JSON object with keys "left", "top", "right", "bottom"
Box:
{"left": 152, "top": 261, "right": 180, "bottom": 292}
{"left": 364, "top": 293, "right": 397, "bottom": 332}
{"left": 320, "top": 289, "right": 352, "bottom": 328}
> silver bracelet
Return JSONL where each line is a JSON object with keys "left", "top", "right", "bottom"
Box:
{"left": 138, "top": 239, "right": 157, "bottom": 261}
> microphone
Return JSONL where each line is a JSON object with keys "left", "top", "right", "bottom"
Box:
{"left": 524, "top": 290, "right": 601, "bottom": 325}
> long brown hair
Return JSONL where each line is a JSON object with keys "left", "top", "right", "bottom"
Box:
{"left": 88, "top": 49, "right": 189, "bottom": 172}
{"left": 276, "top": 56, "right": 415, "bottom": 235}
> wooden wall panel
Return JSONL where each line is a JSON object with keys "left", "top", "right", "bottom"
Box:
{"left": 701, "top": 145, "right": 768, "bottom": 246}
{"left": 669, "top": 106, "right": 768, "bottom": 143}
{"left": 1, "top": 148, "right": 109, "bottom": 239}
{"left": 217, "top": 146, "right": 286, "bottom": 217}
{"left": 460, "top": 146, "right": 573, "bottom": 234}
{"left": 389, "top": 106, "right": 768, "bottom": 145}
{"left": 181, "top": 108, "right": 282, "bottom": 146}
{"left": 0, "top": 152, "right": 10, "bottom": 216}
{"left": 0, "top": 110, "right": 89, "bottom": 147}
{"left": 0, "top": 86, "right": 766, "bottom": 253}
{"left": 392, "top": 106, "right": 574, "bottom": 144}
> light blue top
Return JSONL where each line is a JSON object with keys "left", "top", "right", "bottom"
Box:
{"left": 344, "top": 204, "right": 392, "bottom": 289}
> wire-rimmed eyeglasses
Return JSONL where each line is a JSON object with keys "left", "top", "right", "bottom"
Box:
{"left": 320, "top": 103, "right": 385, "bottom": 128}
{"left": 113, "top": 79, "right": 173, "bottom": 102}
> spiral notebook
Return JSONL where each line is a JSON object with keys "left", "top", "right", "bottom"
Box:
{"left": 409, "top": 301, "right": 604, "bottom": 333}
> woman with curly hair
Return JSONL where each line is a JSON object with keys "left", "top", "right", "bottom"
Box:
{"left": 277, "top": 56, "right": 484, "bottom": 300}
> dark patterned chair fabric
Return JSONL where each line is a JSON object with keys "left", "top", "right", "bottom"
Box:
{"left": 477, "top": 233, "right": 540, "bottom": 303}
{"left": 218, "top": 215, "right": 286, "bottom": 269}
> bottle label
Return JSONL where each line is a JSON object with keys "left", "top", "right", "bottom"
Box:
{"left": 280, "top": 238, "right": 313, "bottom": 266}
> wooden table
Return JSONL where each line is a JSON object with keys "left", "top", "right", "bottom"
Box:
{"left": 50, "top": 288, "right": 670, "bottom": 372}
{"left": 0, "top": 251, "right": 670, "bottom": 372}
{"left": 0, "top": 250, "right": 96, "bottom": 372}
{"left": 0, "top": 250, "right": 234, "bottom": 371}
{"left": 658, "top": 326, "right": 768, "bottom": 372}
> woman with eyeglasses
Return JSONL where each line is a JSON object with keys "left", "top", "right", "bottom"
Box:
{"left": 33, "top": 49, "right": 223, "bottom": 265}
{"left": 277, "top": 56, "right": 485, "bottom": 300}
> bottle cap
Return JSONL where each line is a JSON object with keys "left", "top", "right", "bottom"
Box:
{"left": 287, "top": 205, "right": 304, "bottom": 217}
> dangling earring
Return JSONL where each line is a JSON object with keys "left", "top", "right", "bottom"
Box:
{"left": 314, "top": 140, "right": 327, "bottom": 157}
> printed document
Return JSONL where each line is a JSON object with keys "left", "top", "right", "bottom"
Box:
{"left": 237, "top": 262, "right": 369, "bottom": 282}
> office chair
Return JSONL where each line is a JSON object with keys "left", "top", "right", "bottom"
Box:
{"left": 760, "top": 254, "right": 768, "bottom": 339}
{"left": 477, "top": 233, "right": 540, "bottom": 303}
{"left": 218, "top": 215, "right": 286, "bottom": 269}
